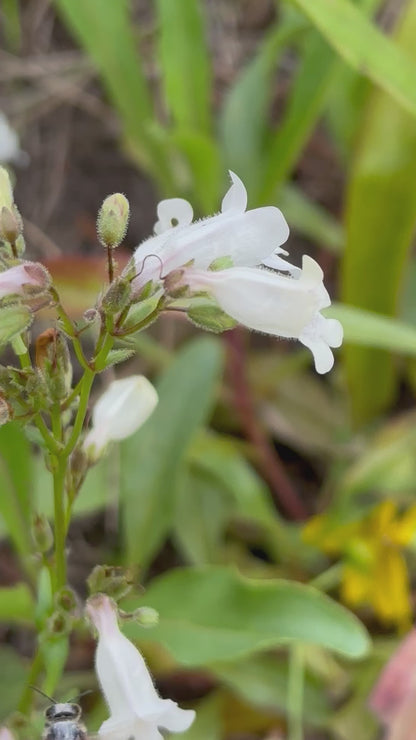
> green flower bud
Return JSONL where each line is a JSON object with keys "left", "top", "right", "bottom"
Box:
{"left": 31, "top": 513, "right": 53, "bottom": 553}
{"left": 101, "top": 276, "right": 131, "bottom": 315}
{"left": 54, "top": 587, "right": 77, "bottom": 614}
{"left": 97, "top": 193, "right": 130, "bottom": 249}
{"left": 0, "top": 206, "right": 22, "bottom": 244}
{"left": 35, "top": 329, "right": 72, "bottom": 401}
{"left": 87, "top": 564, "right": 136, "bottom": 601}
{"left": 131, "top": 606, "right": 159, "bottom": 628}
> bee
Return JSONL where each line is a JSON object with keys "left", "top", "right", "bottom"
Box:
{"left": 31, "top": 688, "right": 89, "bottom": 740}
{"left": 42, "top": 702, "right": 87, "bottom": 740}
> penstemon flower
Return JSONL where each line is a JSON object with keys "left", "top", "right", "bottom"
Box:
{"left": 84, "top": 375, "right": 158, "bottom": 460}
{"left": 132, "top": 171, "right": 296, "bottom": 292}
{"left": 179, "top": 256, "right": 343, "bottom": 374}
{"left": 87, "top": 594, "right": 195, "bottom": 740}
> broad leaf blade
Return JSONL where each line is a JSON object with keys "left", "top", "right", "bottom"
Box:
{"left": 125, "top": 566, "right": 370, "bottom": 664}
{"left": 120, "top": 337, "right": 223, "bottom": 570}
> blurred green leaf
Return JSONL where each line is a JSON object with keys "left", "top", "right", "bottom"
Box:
{"left": 54, "top": 0, "right": 171, "bottom": 186}
{"left": 220, "top": 11, "right": 306, "bottom": 194}
{"left": 0, "top": 647, "right": 26, "bottom": 720}
{"left": 120, "top": 337, "right": 223, "bottom": 570}
{"left": 125, "top": 566, "right": 370, "bottom": 664}
{"left": 0, "top": 583, "right": 34, "bottom": 624}
{"left": 0, "top": 422, "right": 33, "bottom": 559}
{"left": 337, "top": 412, "right": 416, "bottom": 500}
{"left": 280, "top": 185, "right": 344, "bottom": 254}
{"left": 327, "top": 303, "right": 416, "bottom": 356}
{"left": 171, "top": 130, "right": 223, "bottom": 214}
{"left": 261, "top": 33, "right": 337, "bottom": 201}
{"left": 212, "top": 653, "right": 331, "bottom": 725}
{"left": 176, "top": 692, "right": 222, "bottom": 740}
{"left": 339, "top": 0, "right": 416, "bottom": 422}
{"left": 288, "top": 0, "right": 416, "bottom": 118}
{"left": 173, "top": 467, "right": 232, "bottom": 565}
{"left": 156, "top": 0, "right": 212, "bottom": 134}
{"left": 1, "top": 0, "right": 21, "bottom": 53}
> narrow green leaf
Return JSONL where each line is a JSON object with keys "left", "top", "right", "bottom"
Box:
{"left": 155, "top": 0, "right": 212, "bottom": 133}
{"left": 54, "top": 0, "right": 170, "bottom": 186}
{"left": 327, "top": 304, "right": 416, "bottom": 356}
{"left": 0, "top": 647, "right": 26, "bottom": 720}
{"left": 260, "top": 33, "right": 338, "bottom": 201}
{"left": 125, "top": 567, "right": 370, "bottom": 664}
{"left": 220, "top": 12, "right": 306, "bottom": 193}
{"left": 120, "top": 337, "right": 223, "bottom": 569}
{"left": 0, "top": 583, "right": 34, "bottom": 624}
{"left": 340, "top": 0, "right": 416, "bottom": 422}
{"left": 287, "top": 0, "right": 416, "bottom": 118}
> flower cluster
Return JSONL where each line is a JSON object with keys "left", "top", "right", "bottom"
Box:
{"left": 132, "top": 172, "right": 343, "bottom": 373}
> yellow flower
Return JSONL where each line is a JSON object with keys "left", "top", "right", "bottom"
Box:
{"left": 303, "top": 500, "right": 416, "bottom": 628}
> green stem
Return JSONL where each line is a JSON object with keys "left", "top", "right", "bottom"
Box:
{"left": 63, "top": 369, "right": 95, "bottom": 456}
{"left": 52, "top": 455, "right": 67, "bottom": 590}
{"left": 309, "top": 562, "right": 343, "bottom": 591}
{"left": 287, "top": 645, "right": 304, "bottom": 740}
{"left": 17, "top": 645, "right": 43, "bottom": 713}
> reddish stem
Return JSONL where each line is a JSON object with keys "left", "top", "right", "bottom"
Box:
{"left": 225, "top": 329, "right": 307, "bottom": 521}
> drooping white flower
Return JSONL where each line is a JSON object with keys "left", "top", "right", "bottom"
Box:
{"left": 86, "top": 594, "right": 195, "bottom": 740}
{"left": 180, "top": 256, "right": 343, "bottom": 374}
{"left": 84, "top": 375, "right": 158, "bottom": 459}
{"left": 132, "top": 171, "right": 295, "bottom": 292}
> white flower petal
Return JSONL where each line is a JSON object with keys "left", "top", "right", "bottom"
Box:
{"left": 87, "top": 595, "right": 195, "bottom": 740}
{"left": 221, "top": 170, "right": 247, "bottom": 213}
{"left": 154, "top": 198, "right": 193, "bottom": 235}
{"left": 262, "top": 249, "right": 301, "bottom": 277}
{"left": 181, "top": 256, "right": 342, "bottom": 373}
{"left": 0, "top": 114, "right": 21, "bottom": 164}
{"left": 84, "top": 376, "right": 158, "bottom": 459}
{"left": 131, "top": 172, "right": 290, "bottom": 293}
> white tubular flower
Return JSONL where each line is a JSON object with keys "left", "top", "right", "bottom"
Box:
{"left": 0, "top": 262, "right": 50, "bottom": 299}
{"left": 132, "top": 171, "right": 294, "bottom": 292}
{"left": 182, "top": 256, "right": 343, "bottom": 374}
{"left": 87, "top": 594, "right": 195, "bottom": 740}
{"left": 84, "top": 376, "right": 158, "bottom": 459}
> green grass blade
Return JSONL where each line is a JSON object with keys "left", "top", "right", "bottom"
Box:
{"left": 54, "top": 0, "right": 171, "bottom": 186}
{"left": 220, "top": 12, "right": 306, "bottom": 195}
{"left": 155, "top": 0, "right": 212, "bottom": 134}
{"left": 327, "top": 304, "right": 416, "bottom": 356}
{"left": 287, "top": 0, "right": 416, "bottom": 119}
{"left": 340, "top": 0, "right": 416, "bottom": 423}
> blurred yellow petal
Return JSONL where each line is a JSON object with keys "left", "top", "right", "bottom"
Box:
{"left": 340, "top": 564, "right": 370, "bottom": 607}
{"left": 302, "top": 514, "right": 360, "bottom": 554}
{"left": 372, "top": 549, "right": 411, "bottom": 626}
{"left": 369, "top": 500, "right": 396, "bottom": 536}
{"left": 391, "top": 505, "right": 416, "bottom": 546}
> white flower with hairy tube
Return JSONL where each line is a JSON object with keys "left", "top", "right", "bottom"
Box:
{"left": 84, "top": 376, "right": 158, "bottom": 459}
{"left": 131, "top": 171, "right": 296, "bottom": 292}
{"left": 87, "top": 594, "right": 195, "bottom": 740}
{"left": 179, "top": 256, "right": 343, "bottom": 374}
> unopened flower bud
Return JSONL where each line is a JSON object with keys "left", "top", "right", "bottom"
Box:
{"left": 45, "top": 610, "right": 72, "bottom": 637}
{"left": 87, "top": 565, "right": 136, "bottom": 601}
{"left": 31, "top": 513, "right": 53, "bottom": 553}
{"left": 35, "top": 328, "right": 72, "bottom": 401}
{"left": 97, "top": 193, "right": 130, "bottom": 249}
{"left": 120, "top": 606, "right": 159, "bottom": 628}
{"left": 84, "top": 375, "right": 158, "bottom": 461}
{"left": 101, "top": 276, "right": 131, "bottom": 315}
{"left": 0, "top": 206, "right": 22, "bottom": 244}
{"left": 54, "top": 587, "right": 77, "bottom": 614}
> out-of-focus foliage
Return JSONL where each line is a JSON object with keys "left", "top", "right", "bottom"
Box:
{"left": 1, "top": 0, "right": 416, "bottom": 739}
